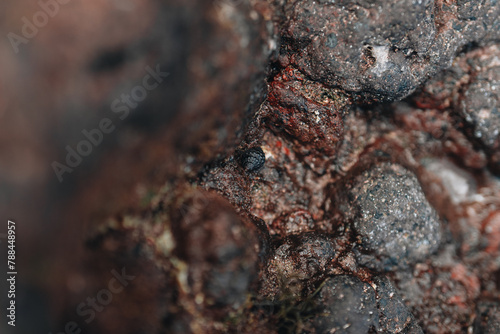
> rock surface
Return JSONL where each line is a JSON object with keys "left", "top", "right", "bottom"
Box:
{"left": 3, "top": 0, "right": 500, "bottom": 333}
{"left": 348, "top": 163, "right": 442, "bottom": 271}
{"left": 311, "top": 275, "right": 379, "bottom": 333}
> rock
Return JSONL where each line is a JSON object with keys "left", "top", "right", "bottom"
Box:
{"left": 260, "top": 232, "right": 340, "bottom": 299}
{"left": 264, "top": 67, "right": 348, "bottom": 159}
{"left": 392, "top": 245, "right": 480, "bottom": 334}
{"left": 280, "top": 0, "right": 500, "bottom": 101}
{"left": 475, "top": 302, "right": 500, "bottom": 334}
{"left": 271, "top": 210, "right": 315, "bottom": 236}
{"left": 373, "top": 276, "right": 423, "bottom": 333}
{"left": 413, "top": 44, "right": 500, "bottom": 175}
{"left": 455, "top": 45, "right": 500, "bottom": 174}
{"left": 312, "top": 275, "right": 378, "bottom": 333}
{"left": 349, "top": 163, "right": 442, "bottom": 271}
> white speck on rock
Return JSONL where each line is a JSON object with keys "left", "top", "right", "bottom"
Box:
{"left": 371, "top": 45, "right": 390, "bottom": 76}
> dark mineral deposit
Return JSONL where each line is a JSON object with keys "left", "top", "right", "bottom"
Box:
{"left": 348, "top": 163, "right": 442, "bottom": 271}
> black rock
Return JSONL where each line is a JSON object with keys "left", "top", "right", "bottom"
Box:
{"left": 349, "top": 163, "right": 442, "bottom": 271}
{"left": 312, "top": 275, "right": 378, "bottom": 334}
{"left": 373, "top": 276, "right": 423, "bottom": 333}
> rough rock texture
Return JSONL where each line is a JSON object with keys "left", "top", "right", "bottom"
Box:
{"left": 280, "top": 0, "right": 500, "bottom": 101}
{"left": 311, "top": 275, "right": 379, "bottom": 333}
{"left": 417, "top": 44, "right": 500, "bottom": 174}
{"left": 393, "top": 244, "right": 483, "bottom": 333}
{"left": 3, "top": 0, "right": 500, "bottom": 334}
{"left": 346, "top": 163, "right": 442, "bottom": 271}
{"left": 373, "top": 276, "right": 423, "bottom": 334}
{"left": 260, "top": 232, "right": 341, "bottom": 299}
{"left": 475, "top": 302, "right": 500, "bottom": 333}
{"left": 259, "top": 66, "right": 351, "bottom": 174}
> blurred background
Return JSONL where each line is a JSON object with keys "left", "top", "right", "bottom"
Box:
{"left": 0, "top": 0, "right": 272, "bottom": 332}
